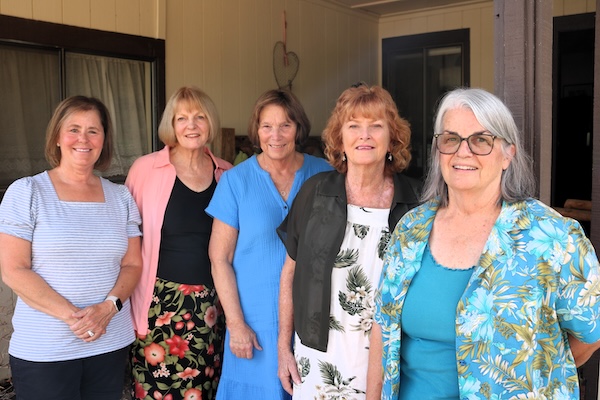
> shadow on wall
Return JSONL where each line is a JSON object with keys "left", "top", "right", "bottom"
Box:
{"left": 0, "top": 282, "right": 16, "bottom": 382}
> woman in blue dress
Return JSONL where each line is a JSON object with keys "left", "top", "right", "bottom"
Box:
{"left": 206, "top": 89, "right": 331, "bottom": 399}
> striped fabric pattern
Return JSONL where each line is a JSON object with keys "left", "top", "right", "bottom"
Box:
{"left": 0, "top": 171, "right": 141, "bottom": 361}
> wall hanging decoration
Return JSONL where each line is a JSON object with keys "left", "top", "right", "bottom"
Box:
{"left": 273, "top": 11, "right": 299, "bottom": 90}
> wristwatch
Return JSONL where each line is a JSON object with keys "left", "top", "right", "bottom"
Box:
{"left": 106, "top": 295, "right": 123, "bottom": 312}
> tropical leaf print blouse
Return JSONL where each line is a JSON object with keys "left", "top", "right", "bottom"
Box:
{"left": 374, "top": 198, "right": 600, "bottom": 400}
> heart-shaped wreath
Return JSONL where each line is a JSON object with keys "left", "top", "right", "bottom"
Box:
{"left": 273, "top": 41, "right": 299, "bottom": 90}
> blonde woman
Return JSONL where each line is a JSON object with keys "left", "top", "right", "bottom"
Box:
{"left": 127, "top": 87, "right": 231, "bottom": 400}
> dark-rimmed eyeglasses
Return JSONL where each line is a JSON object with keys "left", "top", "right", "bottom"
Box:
{"left": 434, "top": 131, "right": 498, "bottom": 156}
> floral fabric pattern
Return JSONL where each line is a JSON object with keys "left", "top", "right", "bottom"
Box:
{"left": 375, "top": 198, "right": 600, "bottom": 400}
{"left": 132, "top": 278, "right": 225, "bottom": 400}
{"left": 293, "top": 205, "right": 390, "bottom": 399}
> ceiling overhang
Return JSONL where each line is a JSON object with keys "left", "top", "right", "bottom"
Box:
{"left": 325, "top": 0, "right": 476, "bottom": 16}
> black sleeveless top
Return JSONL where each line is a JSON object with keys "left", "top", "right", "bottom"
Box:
{"left": 157, "top": 175, "right": 216, "bottom": 285}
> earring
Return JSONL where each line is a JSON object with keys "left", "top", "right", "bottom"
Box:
{"left": 387, "top": 152, "right": 392, "bottom": 161}
{"left": 342, "top": 153, "right": 346, "bottom": 162}
{"left": 57, "top": 143, "right": 60, "bottom": 147}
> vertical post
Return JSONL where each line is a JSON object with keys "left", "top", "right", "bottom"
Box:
{"left": 497, "top": 2, "right": 600, "bottom": 397}
{"left": 574, "top": 12, "right": 600, "bottom": 397}
{"left": 494, "top": 0, "right": 552, "bottom": 203}
{"left": 592, "top": 0, "right": 600, "bottom": 252}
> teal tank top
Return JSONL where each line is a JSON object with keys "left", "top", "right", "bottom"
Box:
{"left": 399, "top": 244, "right": 474, "bottom": 399}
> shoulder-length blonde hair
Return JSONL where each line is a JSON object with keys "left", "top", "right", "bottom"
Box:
{"left": 158, "top": 86, "right": 220, "bottom": 147}
{"left": 45, "top": 96, "right": 114, "bottom": 171}
{"left": 322, "top": 84, "right": 412, "bottom": 174}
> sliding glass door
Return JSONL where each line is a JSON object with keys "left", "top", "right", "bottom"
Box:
{"left": 382, "top": 29, "right": 469, "bottom": 180}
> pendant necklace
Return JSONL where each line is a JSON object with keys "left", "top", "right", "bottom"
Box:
{"left": 277, "top": 178, "right": 293, "bottom": 198}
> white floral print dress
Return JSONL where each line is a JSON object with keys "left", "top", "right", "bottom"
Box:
{"left": 293, "top": 204, "right": 390, "bottom": 400}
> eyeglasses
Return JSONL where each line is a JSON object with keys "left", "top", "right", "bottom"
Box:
{"left": 434, "top": 131, "right": 498, "bottom": 156}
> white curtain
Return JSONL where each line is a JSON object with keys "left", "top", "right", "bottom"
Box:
{"left": 0, "top": 49, "right": 151, "bottom": 184}
{"left": 0, "top": 46, "right": 60, "bottom": 184}
{"left": 66, "top": 53, "right": 151, "bottom": 177}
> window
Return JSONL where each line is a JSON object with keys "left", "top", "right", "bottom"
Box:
{"left": 0, "top": 15, "right": 165, "bottom": 188}
{"left": 382, "top": 29, "right": 470, "bottom": 180}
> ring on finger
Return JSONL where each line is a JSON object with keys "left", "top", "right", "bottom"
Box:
{"left": 87, "top": 330, "right": 95, "bottom": 337}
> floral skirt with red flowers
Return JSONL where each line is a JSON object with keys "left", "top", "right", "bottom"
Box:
{"left": 131, "top": 277, "right": 225, "bottom": 400}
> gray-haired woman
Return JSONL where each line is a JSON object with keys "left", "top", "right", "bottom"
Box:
{"left": 367, "top": 87, "right": 600, "bottom": 399}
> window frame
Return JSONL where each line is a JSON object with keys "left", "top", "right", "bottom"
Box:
{"left": 0, "top": 14, "right": 165, "bottom": 191}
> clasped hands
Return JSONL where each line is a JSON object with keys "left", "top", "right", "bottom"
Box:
{"left": 66, "top": 300, "right": 116, "bottom": 343}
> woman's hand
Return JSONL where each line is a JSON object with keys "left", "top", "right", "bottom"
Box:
{"left": 366, "top": 322, "right": 383, "bottom": 400}
{"left": 227, "top": 320, "right": 262, "bottom": 359}
{"left": 210, "top": 220, "right": 261, "bottom": 357}
{"left": 69, "top": 300, "right": 117, "bottom": 342}
{"left": 68, "top": 236, "right": 141, "bottom": 342}
{"left": 278, "top": 255, "right": 299, "bottom": 395}
{"left": 278, "top": 345, "right": 300, "bottom": 395}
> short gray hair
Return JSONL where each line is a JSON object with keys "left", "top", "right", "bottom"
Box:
{"left": 421, "top": 88, "right": 536, "bottom": 206}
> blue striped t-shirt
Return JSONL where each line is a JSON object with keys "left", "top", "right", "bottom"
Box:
{"left": 0, "top": 171, "right": 141, "bottom": 362}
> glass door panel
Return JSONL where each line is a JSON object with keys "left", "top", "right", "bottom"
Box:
{"left": 383, "top": 30, "right": 469, "bottom": 180}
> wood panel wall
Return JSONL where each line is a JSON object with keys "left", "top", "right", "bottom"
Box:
{"left": 0, "top": 0, "right": 165, "bottom": 38}
{"left": 164, "top": 0, "right": 379, "bottom": 137}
